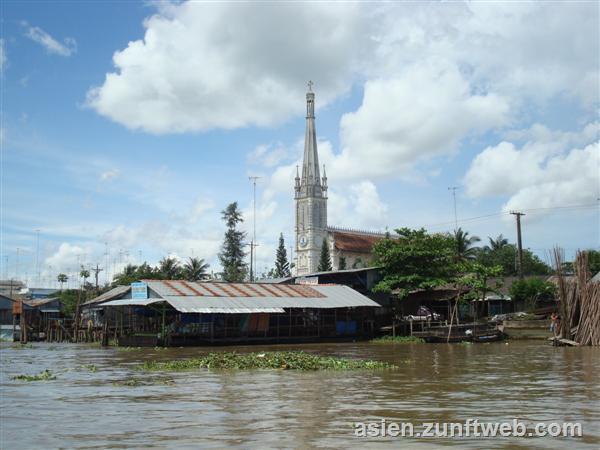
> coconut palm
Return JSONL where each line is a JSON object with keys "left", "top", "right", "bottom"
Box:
{"left": 453, "top": 227, "right": 481, "bottom": 261}
{"left": 158, "top": 257, "right": 181, "bottom": 279}
{"left": 182, "top": 257, "right": 210, "bottom": 281}
{"left": 487, "top": 234, "right": 509, "bottom": 251}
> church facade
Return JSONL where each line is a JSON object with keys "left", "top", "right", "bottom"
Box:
{"left": 294, "top": 86, "right": 387, "bottom": 276}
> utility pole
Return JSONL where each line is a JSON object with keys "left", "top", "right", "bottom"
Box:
{"left": 448, "top": 187, "right": 459, "bottom": 230}
{"left": 248, "top": 176, "right": 262, "bottom": 282}
{"left": 510, "top": 211, "right": 526, "bottom": 279}
{"left": 91, "top": 264, "right": 104, "bottom": 292}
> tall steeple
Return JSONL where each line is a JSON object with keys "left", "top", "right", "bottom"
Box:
{"left": 294, "top": 82, "right": 328, "bottom": 276}
{"left": 300, "top": 81, "right": 322, "bottom": 197}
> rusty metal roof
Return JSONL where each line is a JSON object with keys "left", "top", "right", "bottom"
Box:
{"left": 101, "top": 281, "right": 380, "bottom": 313}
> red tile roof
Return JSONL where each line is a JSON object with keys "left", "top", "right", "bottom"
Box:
{"left": 330, "top": 230, "right": 383, "bottom": 253}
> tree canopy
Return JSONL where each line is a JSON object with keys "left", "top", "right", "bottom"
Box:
{"left": 509, "top": 278, "right": 556, "bottom": 310}
{"left": 318, "top": 238, "right": 332, "bottom": 272}
{"left": 274, "top": 233, "right": 291, "bottom": 278}
{"left": 182, "top": 257, "right": 210, "bottom": 281}
{"left": 218, "top": 202, "right": 248, "bottom": 282}
{"left": 453, "top": 227, "right": 481, "bottom": 261}
{"left": 475, "top": 244, "right": 551, "bottom": 276}
{"left": 373, "top": 228, "right": 458, "bottom": 297}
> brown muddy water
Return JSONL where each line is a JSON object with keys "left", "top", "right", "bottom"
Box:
{"left": 1, "top": 340, "right": 599, "bottom": 449}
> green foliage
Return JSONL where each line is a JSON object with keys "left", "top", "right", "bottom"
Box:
{"left": 509, "top": 278, "right": 556, "bottom": 310}
{"left": 112, "top": 262, "right": 164, "bottom": 286}
{"left": 182, "top": 257, "right": 209, "bottom": 281}
{"left": 79, "top": 267, "right": 90, "bottom": 281}
{"left": 57, "top": 273, "right": 68, "bottom": 289}
{"left": 338, "top": 256, "right": 347, "bottom": 270}
{"left": 219, "top": 202, "right": 248, "bottom": 282}
{"left": 158, "top": 257, "right": 182, "bottom": 279}
{"left": 457, "top": 263, "right": 503, "bottom": 299}
{"left": 453, "top": 227, "right": 481, "bottom": 261}
{"left": 586, "top": 249, "right": 600, "bottom": 274}
{"left": 486, "top": 234, "right": 509, "bottom": 251}
{"left": 138, "top": 351, "right": 397, "bottom": 371}
{"left": 12, "top": 370, "right": 56, "bottom": 381}
{"left": 475, "top": 244, "right": 551, "bottom": 276}
{"left": 318, "top": 238, "right": 332, "bottom": 272}
{"left": 456, "top": 262, "right": 503, "bottom": 318}
{"left": 274, "top": 233, "right": 291, "bottom": 278}
{"left": 56, "top": 289, "right": 81, "bottom": 317}
{"left": 373, "top": 228, "right": 458, "bottom": 297}
{"left": 371, "top": 335, "right": 424, "bottom": 344}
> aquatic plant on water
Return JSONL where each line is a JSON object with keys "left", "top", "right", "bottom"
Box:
{"left": 370, "top": 336, "right": 425, "bottom": 344}
{"left": 138, "top": 351, "right": 397, "bottom": 372}
{"left": 12, "top": 369, "right": 56, "bottom": 381}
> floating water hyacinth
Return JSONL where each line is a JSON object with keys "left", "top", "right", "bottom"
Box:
{"left": 139, "top": 351, "right": 397, "bottom": 372}
{"left": 12, "top": 370, "right": 56, "bottom": 381}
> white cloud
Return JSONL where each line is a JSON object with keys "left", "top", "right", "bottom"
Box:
{"left": 189, "top": 197, "right": 214, "bottom": 223}
{"left": 44, "top": 243, "right": 89, "bottom": 273}
{"left": 23, "top": 22, "right": 77, "bottom": 57}
{"left": 86, "top": 2, "right": 371, "bottom": 133}
{"left": 464, "top": 122, "right": 600, "bottom": 214}
{"left": 334, "top": 62, "right": 510, "bottom": 180}
{"left": 248, "top": 143, "right": 289, "bottom": 168}
{"left": 99, "top": 168, "right": 120, "bottom": 181}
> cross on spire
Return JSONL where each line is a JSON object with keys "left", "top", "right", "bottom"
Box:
{"left": 307, "top": 80, "right": 314, "bottom": 92}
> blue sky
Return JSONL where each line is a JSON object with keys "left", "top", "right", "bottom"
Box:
{"left": 1, "top": 1, "right": 598, "bottom": 288}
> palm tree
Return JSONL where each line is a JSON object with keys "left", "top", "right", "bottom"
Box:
{"left": 182, "top": 257, "right": 209, "bottom": 281}
{"left": 80, "top": 267, "right": 90, "bottom": 287}
{"left": 57, "top": 273, "right": 68, "bottom": 290}
{"left": 159, "top": 257, "right": 181, "bottom": 279}
{"left": 453, "top": 227, "right": 481, "bottom": 261}
{"left": 487, "top": 234, "right": 509, "bottom": 251}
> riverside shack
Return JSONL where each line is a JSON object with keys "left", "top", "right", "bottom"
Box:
{"left": 94, "top": 280, "right": 380, "bottom": 346}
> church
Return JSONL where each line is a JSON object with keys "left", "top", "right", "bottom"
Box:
{"left": 294, "top": 85, "right": 388, "bottom": 276}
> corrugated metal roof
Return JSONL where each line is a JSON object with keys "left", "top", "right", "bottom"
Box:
{"left": 102, "top": 298, "right": 161, "bottom": 307}
{"left": 82, "top": 285, "right": 131, "bottom": 306}
{"left": 25, "top": 297, "right": 60, "bottom": 307}
{"left": 101, "top": 281, "right": 379, "bottom": 313}
{"left": 145, "top": 280, "right": 328, "bottom": 299}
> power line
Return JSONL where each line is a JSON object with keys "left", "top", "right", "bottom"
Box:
{"left": 422, "top": 202, "right": 598, "bottom": 230}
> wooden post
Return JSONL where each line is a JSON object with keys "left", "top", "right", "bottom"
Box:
{"left": 22, "top": 310, "right": 28, "bottom": 344}
{"left": 392, "top": 320, "right": 396, "bottom": 338}
{"left": 289, "top": 309, "right": 292, "bottom": 337}
{"left": 101, "top": 314, "right": 109, "bottom": 347}
{"left": 410, "top": 319, "right": 413, "bottom": 336}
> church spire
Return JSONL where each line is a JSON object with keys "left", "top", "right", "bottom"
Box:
{"left": 300, "top": 81, "right": 321, "bottom": 194}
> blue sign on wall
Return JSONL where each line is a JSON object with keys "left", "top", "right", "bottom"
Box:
{"left": 131, "top": 282, "right": 148, "bottom": 300}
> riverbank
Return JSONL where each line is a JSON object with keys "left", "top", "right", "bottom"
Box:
{"left": 2, "top": 341, "right": 599, "bottom": 448}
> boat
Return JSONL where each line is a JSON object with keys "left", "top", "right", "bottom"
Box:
{"left": 413, "top": 324, "right": 506, "bottom": 343}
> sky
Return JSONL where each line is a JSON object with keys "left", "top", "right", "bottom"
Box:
{"left": 1, "top": 1, "right": 599, "bottom": 288}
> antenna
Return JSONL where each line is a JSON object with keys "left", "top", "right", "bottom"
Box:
{"left": 448, "top": 187, "right": 460, "bottom": 230}
{"left": 248, "top": 176, "right": 262, "bottom": 282}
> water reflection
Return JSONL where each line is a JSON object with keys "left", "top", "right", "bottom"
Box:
{"left": 1, "top": 341, "right": 598, "bottom": 449}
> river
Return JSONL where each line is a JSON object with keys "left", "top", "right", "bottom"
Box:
{"left": 1, "top": 340, "right": 598, "bottom": 449}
